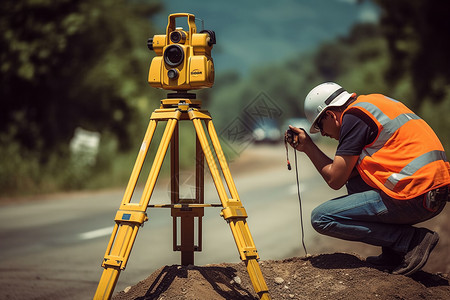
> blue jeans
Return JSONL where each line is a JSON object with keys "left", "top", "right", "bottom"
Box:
{"left": 311, "top": 179, "right": 446, "bottom": 254}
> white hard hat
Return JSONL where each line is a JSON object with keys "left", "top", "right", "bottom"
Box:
{"left": 304, "top": 82, "right": 355, "bottom": 133}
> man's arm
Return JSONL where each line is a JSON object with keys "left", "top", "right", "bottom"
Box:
{"left": 288, "top": 126, "right": 359, "bottom": 190}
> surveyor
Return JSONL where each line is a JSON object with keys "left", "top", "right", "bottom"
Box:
{"left": 286, "top": 82, "right": 449, "bottom": 276}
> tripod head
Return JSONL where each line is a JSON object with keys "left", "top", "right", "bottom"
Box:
{"left": 147, "top": 13, "right": 216, "bottom": 93}
{"left": 160, "top": 91, "right": 202, "bottom": 109}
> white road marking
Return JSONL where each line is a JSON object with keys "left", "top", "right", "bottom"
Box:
{"left": 78, "top": 226, "right": 114, "bottom": 240}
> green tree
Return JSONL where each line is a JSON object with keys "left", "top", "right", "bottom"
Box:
{"left": 0, "top": 0, "right": 162, "bottom": 155}
{"left": 373, "top": 0, "right": 450, "bottom": 110}
{"left": 0, "top": 0, "right": 162, "bottom": 195}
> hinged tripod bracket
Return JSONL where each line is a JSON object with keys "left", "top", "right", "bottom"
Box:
{"left": 114, "top": 210, "right": 148, "bottom": 224}
{"left": 220, "top": 202, "right": 248, "bottom": 220}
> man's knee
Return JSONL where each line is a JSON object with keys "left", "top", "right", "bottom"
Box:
{"left": 311, "top": 206, "right": 334, "bottom": 234}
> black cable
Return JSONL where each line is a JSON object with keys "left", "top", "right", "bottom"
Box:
{"left": 285, "top": 135, "right": 308, "bottom": 256}
{"left": 293, "top": 149, "right": 308, "bottom": 256}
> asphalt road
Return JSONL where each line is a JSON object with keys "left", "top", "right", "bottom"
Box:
{"left": 0, "top": 143, "right": 347, "bottom": 299}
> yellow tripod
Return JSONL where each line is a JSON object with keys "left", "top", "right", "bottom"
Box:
{"left": 94, "top": 95, "right": 270, "bottom": 299}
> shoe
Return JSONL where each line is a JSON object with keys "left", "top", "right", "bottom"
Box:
{"left": 366, "top": 247, "right": 403, "bottom": 266}
{"left": 392, "top": 228, "right": 439, "bottom": 276}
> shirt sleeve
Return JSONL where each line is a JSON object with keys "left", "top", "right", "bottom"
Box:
{"left": 336, "top": 109, "right": 378, "bottom": 156}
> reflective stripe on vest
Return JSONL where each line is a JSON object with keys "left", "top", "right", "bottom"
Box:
{"left": 384, "top": 150, "right": 448, "bottom": 190}
{"left": 353, "top": 101, "right": 422, "bottom": 162}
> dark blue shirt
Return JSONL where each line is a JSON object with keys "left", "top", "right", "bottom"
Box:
{"left": 336, "top": 108, "right": 379, "bottom": 193}
{"left": 336, "top": 108, "right": 378, "bottom": 157}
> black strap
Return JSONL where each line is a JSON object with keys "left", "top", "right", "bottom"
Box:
{"left": 325, "top": 88, "right": 345, "bottom": 105}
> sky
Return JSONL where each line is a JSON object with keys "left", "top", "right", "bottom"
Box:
{"left": 152, "top": 0, "right": 379, "bottom": 75}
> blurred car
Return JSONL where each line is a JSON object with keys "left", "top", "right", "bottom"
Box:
{"left": 252, "top": 120, "right": 282, "bottom": 144}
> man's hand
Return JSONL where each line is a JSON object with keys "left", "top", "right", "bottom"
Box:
{"left": 286, "top": 125, "right": 312, "bottom": 152}
{"left": 286, "top": 126, "right": 359, "bottom": 190}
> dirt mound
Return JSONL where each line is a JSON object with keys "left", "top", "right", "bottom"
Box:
{"left": 112, "top": 253, "right": 450, "bottom": 300}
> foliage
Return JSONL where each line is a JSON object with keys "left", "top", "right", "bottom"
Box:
{"left": 0, "top": 0, "right": 162, "bottom": 196}
{"left": 373, "top": 0, "right": 450, "bottom": 110}
{"left": 0, "top": 0, "right": 162, "bottom": 153}
{"left": 371, "top": 0, "right": 450, "bottom": 151}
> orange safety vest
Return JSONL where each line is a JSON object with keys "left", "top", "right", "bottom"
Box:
{"left": 342, "top": 94, "right": 450, "bottom": 200}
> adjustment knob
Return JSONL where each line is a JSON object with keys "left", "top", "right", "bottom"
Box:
{"left": 167, "top": 69, "right": 179, "bottom": 79}
{"left": 147, "top": 38, "right": 154, "bottom": 51}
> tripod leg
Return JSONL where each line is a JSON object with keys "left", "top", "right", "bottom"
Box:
{"left": 190, "top": 115, "right": 270, "bottom": 300}
{"left": 122, "top": 119, "right": 158, "bottom": 205}
{"left": 94, "top": 115, "right": 180, "bottom": 300}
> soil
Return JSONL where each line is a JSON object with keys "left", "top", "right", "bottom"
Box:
{"left": 112, "top": 253, "right": 450, "bottom": 300}
{"left": 111, "top": 197, "right": 450, "bottom": 300}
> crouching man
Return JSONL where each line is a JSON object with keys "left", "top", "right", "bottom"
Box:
{"left": 286, "top": 82, "right": 449, "bottom": 276}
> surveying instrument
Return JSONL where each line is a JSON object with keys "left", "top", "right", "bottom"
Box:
{"left": 94, "top": 13, "right": 270, "bottom": 299}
